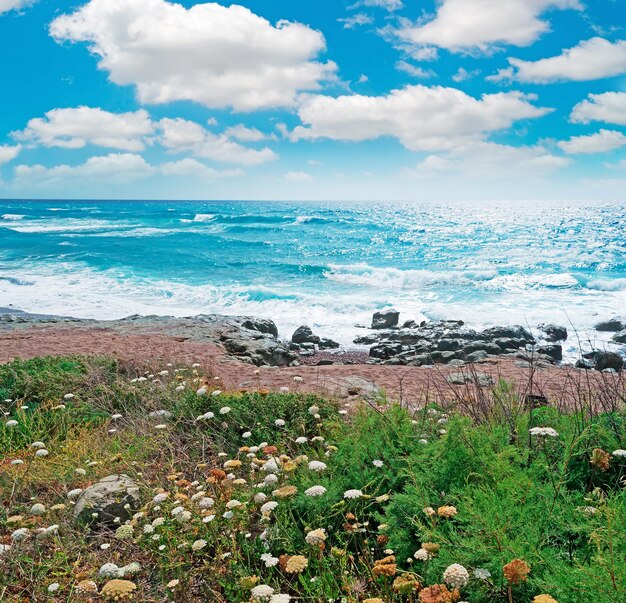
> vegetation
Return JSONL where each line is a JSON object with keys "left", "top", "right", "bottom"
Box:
{"left": 1, "top": 356, "right": 625, "bottom": 602}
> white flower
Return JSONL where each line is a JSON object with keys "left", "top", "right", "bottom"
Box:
{"left": 111, "top": 414, "right": 123, "bottom": 420}
{"left": 372, "top": 460, "right": 384, "bottom": 468}
{"left": 305, "top": 485, "right": 326, "bottom": 497}
{"left": 414, "top": 548, "right": 430, "bottom": 561}
{"left": 308, "top": 460, "right": 327, "bottom": 472}
{"left": 75, "top": 468, "right": 86, "bottom": 475}
{"left": 0, "top": 544, "right": 12, "bottom": 555}
{"left": 153, "top": 492, "right": 169, "bottom": 504}
{"left": 443, "top": 563, "right": 469, "bottom": 588}
{"left": 418, "top": 439, "right": 428, "bottom": 445}
{"left": 262, "top": 458, "right": 280, "bottom": 473}
{"left": 261, "top": 552, "right": 279, "bottom": 567}
{"left": 474, "top": 568, "right": 491, "bottom": 580}
{"left": 6, "top": 420, "right": 18, "bottom": 427}
{"left": 261, "top": 501, "right": 278, "bottom": 514}
{"left": 295, "top": 436, "right": 308, "bottom": 444}
{"left": 143, "top": 524, "right": 155, "bottom": 534}
{"left": 196, "top": 387, "right": 207, "bottom": 396}
{"left": 251, "top": 585, "right": 274, "bottom": 601}
{"left": 343, "top": 489, "right": 363, "bottom": 499}
{"left": 152, "top": 517, "right": 165, "bottom": 527}
{"left": 192, "top": 539, "right": 207, "bottom": 551}
{"left": 305, "top": 528, "right": 327, "bottom": 545}
{"left": 254, "top": 493, "right": 267, "bottom": 503}
{"left": 263, "top": 474, "right": 278, "bottom": 486}
{"left": 242, "top": 431, "right": 252, "bottom": 439}
{"left": 293, "top": 376, "right": 303, "bottom": 383}
{"left": 35, "top": 449, "right": 49, "bottom": 457}
{"left": 171, "top": 506, "right": 184, "bottom": 517}
{"left": 219, "top": 406, "right": 231, "bottom": 414}
{"left": 275, "top": 419, "right": 286, "bottom": 427}
{"left": 64, "top": 393, "right": 75, "bottom": 400}
{"left": 30, "top": 503, "right": 46, "bottom": 516}
{"left": 529, "top": 427, "right": 559, "bottom": 438}
{"left": 612, "top": 449, "right": 626, "bottom": 458}
{"left": 154, "top": 424, "right": 167, "bottom": 430}
{"left": 308, "top": 405, "right": 319, "bottom": 415}
{"left": 269, "top": 596, "right": 291, "bottom": 603}
{"left": 202, "top": 515, "right": 216, "bottom": 523}
{"left": 226, "top": 499, "right": 242, "bottom": 510}
{"left": 223, "top": 511, "right": 234, "bottom": 519}
{"left": 99, "top": 563, "right": 122, "bottom": 578}
{"left": 175, "top": 511, "right": 192, "bottom": 523}
{"left": 198, "top": 497, "right": 215, "bottom": 509}
{"left": 31, "top": 441, "right": 45, "bottom": 449}
{"left": 48, "top": 583, "right": 60, "bottom": 593}
{"left": 11, "top": 459, "right": 24, "bottom": 465}
{"left": 280, "top": 386, "right": 289, "bottom": 393}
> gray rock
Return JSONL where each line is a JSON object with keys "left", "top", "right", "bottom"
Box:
{"left": 465, "top": 350, "right": 488, "bottom": 363}
{"left": 291, "top": 325, "right": 320, "bottom": 345}
{"left": 612, "top": 330, "right": 626, "bottom": 343}
{"left": 494, "top": 337, "right": 527, "bottom": 351}
{"left": 73, "top": 474, "right": 140, "bottom": 526}
{"left": 463, "top": 341, "right": 501, "bottom": 355}
{"left": 241, "top": 317, "right": 278, "bottom": 338}
{"left": 369, "top": 343, "right": 403, "bottom": 360}
{"left": 481, "top": 325, "right": 535, "bottom": 342}
{"left": 372, "top": 309, "right": 400, "bottom": 329}
{"left": 594, "top": 318, "right": 626, "bottom": 332}
{"left": 437, "top": 338, "right": 461, "bottom": 351}
{"left": 447, "top": 372, "right": 494, "bottom": 387}
{"left": 536, "top": 344, "right": 563, "bottom": 362}
{"left": 439, "top": 351, "right": 459, "bottom": 363}
{"left": 318, "top": 337, "right": 340, "bottom": 349}
{"left": 585, "top": 351, "right": 624, "bottom": 372}
{"left": 538, "top": 323, "right": 568, "bottom": 342}
{"left": 402, "top": 320, "right": 418, "bottom": 329}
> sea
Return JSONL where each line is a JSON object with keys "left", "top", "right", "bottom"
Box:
{"left": 1, "top": 199, "right": 625, "bottom": 359}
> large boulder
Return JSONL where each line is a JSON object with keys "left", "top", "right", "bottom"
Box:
{"left": 538, "top": 324, "right": 568, "bottom": 342}
{"left": 585, "top": 351, "right": 624, "bottom": 372}
{"left": 612, "top": 330, "right": 626, "bottom": 343}
{"left": 372, "top": 309, "right": 400, "bottom": 330}
{"left": 594, "top": 318, "right": 626, "bottom": 332}
{"left": 318, "top": 337, "right": 340, "bottom": 349}
{"left": 291, "top": 326, "right": 320, "bottom": 345}
{"left": 73, "top": 474, "right": 140, "bottom": 525}
{"left": 241, "top": 317, "right": 279, "bottom": 338}
{"left": 369, "top": 343, "right": 403, "bottom": 360}
{"left": 536, "top": 344, "right": 563, "bottom": 362}
{"left": 481, "top": 325, "right": 534, "bottom": 343}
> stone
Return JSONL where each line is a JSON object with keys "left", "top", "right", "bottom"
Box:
{"left": 587, "top": 351, "right": 624, "bottom": 372}
{"left": 372, "top": 309, "right": 400, "bottom": 329}
{"left": 612, "top": 330, "right": 626, "bottom": 343}
{"left": 536, "top": 344, "right": 563, "bottom": 362}
{"left": 481, "top": 325, "right": 535, "bottom": 342}
{"left": 73, "top": 475, "right": 140, "bottom": 526}
{"left": 241, "top": 317, "right": 278, "bottom": 338}
{"left": 334, "top": 376, "right": 381, "bottom": 401}
{"left": 465, "top": 350, "right": 488, "bottom": 363}
{"left": 291, "top": 326, "right": 320, "bottom": 345}
{"left": 402, "top": 320, "right": 418, "bottom": 329}
{"left": 594, "top": 318, "right": 626, "bottom": 332}
{"left": 538, "top": 323, "right": 568, "bottom": 342}
{"left": 318, "top": 338, "right": 340, "bottom": 349}
{"left": 437, "top": 338, "right": 461, "bottom": 351}
{"left": 369, "top": 343, "right": 403, "bottom": 360}
{"left": 447, "top": 372, "right": 494, "bottom": 387}
{"left": 462, "top": 341, "right": 501, "bottom": 355}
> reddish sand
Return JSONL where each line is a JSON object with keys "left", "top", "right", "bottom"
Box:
{"left": 0, "top": 325, "right": 623, "bottom": 411}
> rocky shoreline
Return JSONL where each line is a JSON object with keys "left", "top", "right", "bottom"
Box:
{"left": 1, "top": 306, "right": 625, "bottom": 373}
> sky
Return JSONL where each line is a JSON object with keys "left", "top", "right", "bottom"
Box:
{"left": 0, "top": 0, "right": 626, "bottom": 201}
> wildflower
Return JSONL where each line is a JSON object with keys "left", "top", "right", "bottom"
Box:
{"left": 154, "top": 424, "right": 167, "bottom": 430}
{"left": 308, "top": 460, "right": 327, "bottom": 472}
{"left": 203, "top": 515, "right": 216, "bottom": 523}
{"left": 67, "top": 488, "right": 83, "bottom": 500}
{"left": 419, "top": 439, "right": 428, "bottom": 444}
{"left": 263, "top": 457, "right": 281, "bottom": 473}
{"left": 264, "top": 473, "right": 279, "bottom": 485}
{"left": 261, "top": 501, "right": 279, "bottom": 513}
{"left": 473, "top": 568, "right": 491, "bottom": 580}
{"left": 305, "top": 485, "right": 326, "bottom": 497}
{"left": 590, "top": 448, "right": 610, "bottom": 471}
{"left": 503, "top": 559, "right": 530, "bottom": 584}
{"left": 31, "top": 441, "right": 45, "bottom": 448}
{"left": 437, "top": 505, "right": 457, "bottom": 518}
{"left": 533, "top": 596, "right": 558, "bottom": 603}
{"left": 6, "top": 419, "right": 18, "bottom": 427}
{"left": 273, "top": 485, "right": 298, "bottom": 498}
{"left": 344, "top": 489, "right": 363, "bottom": 499}
{"left": 0, "top": 544, "right": 12, "bottom": 555}
{"left": 35, "top": 449, "right": 49, "bottom": 457}
{"left": 167, "top": 579, "right": 180, "bottom": 589}
{"left": 76, "top": 580, "right": 98, "bottom": 594}
{"left": 295, "top": 436, "right": 308, "bottom": 444}
{"left": 115, "top": 525, "right": 134, "bottom": 540}
{"left": 443, "top": 564, "right": 469, "bottom": 588}
{"left": 48, "top": 583, "right": 60, "bottom": 593}
{"left": 251, "top": 585, "right": 274, "bottom": 601}
{"left": 175, "top": 510, "right": 192, "bottom": 523}
{"left": 394, "top": 573, "right": 421, "bottom": 595}
{"left": 261, "top": 552, "right": 279, "bottom": 567}
{"left": 198, "top": 496, "right": 215, "bottom": 509}
{"left": 224, "top": 459, "right": 242, "bottom": 470}
{"left": 612, "top": 449, "right": 626, "bottom": 458}
{"left": 269, "top": 596, "right": 291, "bottom": 603}
{"left": 418, "top": 584, "right": 457, "bottom": 603}
{"left": 373, "top": 459, "right": 384, "bottom": 467}
{"left": 226, "top": 499, "right": 243, "bottom": 509}
{"left": 529, "top": 427, "right": 559, "bottom": 438}
{"left": 285, "top": 555, "right": 308, "bottom": 573}
{"left": 305, "top": 528, "right": 327, "bottom": 546}
{"left": 11, "top": 459, "right": 24, "bottom": 465}
{"left": 121, "top": 562, "right": 141, "bottom": 576}
{"left": 30, "top": 503, "right": 46, "bottom": 516}
{"left": 196, "top": 387, "right": 207, "bottom": 396}
{"left": 308, "top": 405, "right": 319, "bottom": 415}
{"left": 99, "top": 563, "right": 122, "bottom": 578}
{"left": 10, "top": 528, "right": 30, "bottom": 542}
{"left": 275, "top": 419, "right": 286, "bottom": 427}
{"left": 363, "top": 600, "right": 384, "bottom": 603}
{"left": 293, "top": 376, "right": 303, "bottom": 383}
{"left": 372, "top": 555, "right": 397, "bottom": 577}
{"left": 111, "top": 413, "right": 123, "bottom": 420}
{"left": 192, "top": 539, "right": 207, "bottom": 551}
{"left": 64, "top": 393, "right": 75, "bottom": 400}
{"left": 101, "top": 579, "right": 137, "bottom": 600}
{"left": 75, "top": 468, "right": 87, "bottom": 475}
{"left": 423, "top": 506, "right": 436, "bottom": 517}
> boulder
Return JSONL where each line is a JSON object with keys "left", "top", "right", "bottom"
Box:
{"left": 318, "top": 338, "right": 340, "bottom": 350}
{"left": 437, "top": 338, "right": 461, "bottom": 351}
{"left": 585, "top": 351, "right": 624, "bottom": 372}
{"left": 465, "top": 350, "right": 488, "bottom": 363}
{"left": 462, "top": 341, "right": 502, "bottom": 355}
{"left": 538, "top": 324, "right": 568, "bottom": 342}
{"left": 493, "top": 337, "right": 526, "bottom": 351}
{"left": 612, "top": 330, "right": 626, "bottom": 343}
{"left": 372, "top": 309, "right": 400, "bottom": 329}
{"left": 73, "top": 474, "right": 140, "bottom": 526}
{"left": 536, "top": 344, "right": 563, "bottom": 362}
{"left": 402, "top": 320, "right": 418, "bottom": 329}
{"left": 241, "top": 317, "right": 278, "bottom": 338}
{"left": 595, "top": 318, "right": 626, "bottom": 332}
{"left": 369, "top": 343, "right": 403, "bottom": 360}
{"left": 481, "top": 325, "right": 535, "bottom": 342}
{"left": 291, "top": 325, "right": 320, "bottom": 345}
{"left": 223, "top": 337, "right": 297, "bottom": 367}
{"left": 447, "top": 372, "right": 494, "bottom": 387}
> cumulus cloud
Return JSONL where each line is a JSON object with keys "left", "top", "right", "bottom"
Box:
{"left": 290, "top": 85, "right": 551, "bottom": 151}
{"left": 0, "top": 144, "right": 21, "bottom": 164}
{"left": 13, "top": 107, "right": 155, "bottom": 151}
{"left": 395, "top": 61, "right": 435, "bottom": 79}
{"left": 160, "top": 158, "right": 244, "bottom": 179}
{"left": 159, "top": 118, "right": 277, "bottom": 166}
{"left": 395, "top": 0, "right": 581, "bottom": 52}
{"left": 570, "top": 92, "right": 626, "bottom": 125}
{"left": 350, "top": 0, "right": 403, "bottom": 10}
{"left": 50, "top": 0, "right": 337, "bottom": 112}
{"left": 557, "top": 129, "right": 626, "bottom": 154}
{"left": 224, "top": 125, "right": 276, "bottom": 142}
{"left": 492, "top": 38, "right": 626, "bottom": 83}
{"left": 0, "top": 0, "right": 34, "bottom": 15}
{"left": 338, "top": 13, "right": 373, "bottom": 29}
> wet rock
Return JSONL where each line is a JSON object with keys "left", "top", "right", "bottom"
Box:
{"left": 354, "top": 333, "right": 386, "bottom": 345}
{"left": 481, "top": 325, "right": 535, "bottom": 342}
{"left": 437, "top": 338, "right": 461, "bottom": 351}
{"left": 318, "top": 338, "right": 340, "bottom": 350}
{"left": 539, "top": 323, "right": 568, "bottom": 342}
{"left": 369, "top": 343, "right": 403, "bottom": 360}
{"left": 594, "top": 318, "right": 626, "bottom": 332}
{"left": 536, "top": 344, "right": 563, "bottom": 362}
{"left": 402, "top": 320, "right": 418, "bottom": 329}
{"left": 447, "top": 372, "right": 494, "bottom": 387}
{"left": 465, "top": 350, "right": 488, "bottom": 363}
{"left": 241, "top": 317, "right": 278, "bottom": 338}
{"left": 462, "top": 341, "right": 502, "bottom": 355}
{"left": 584, "top": 351, "right": 624, "bottom": 372}
{"left": 291, "top": 326, "right": 320, "bottom": 345}
{"left": 575, "top": 359, "right": 594, "bottom": 370}
{"left": 494, "top": 337, "right": 527, "bottom": 351}
{"left": 612, "top": 330, "right": 626, "bottom": 343}
{"left": 73, "top": 475, "right": 140, "bottom": 526}
{"left": 372, "top": 309, "right": 400, "bottom": 329}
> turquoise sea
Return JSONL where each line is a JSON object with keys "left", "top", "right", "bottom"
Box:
{"left": 1, "top": 200, "right": 625, "bottom": 357}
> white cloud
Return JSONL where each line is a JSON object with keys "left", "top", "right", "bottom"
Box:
{"left": 350, "top": 0, "right": 403, "bottom": 10}
{"left": 499, "top": 38, "right": 626, "bottom": 83}
{"left": 50, "top": 0, "right": 337, "bottom": 112}
{"left": 14, "top": 107, "right": 155, "bottom": 151}
{"left": 291, "top": 85, "right": 551, "bottom": 151}
{"left": 159, "top": 118, "right": 277, "bottom": 166}
{"left": 338, "top": 13, "right": 373, "bottom": 29}
{"left": 452, "top": 67, "right": 480, "bottom": 82}
{"left": 395, "top": 0, "right": 581, "bottom": 52}
{"left": 224, "top": 124, "right": 275, "bottom": 142}
{"left": 357, "top": 74, "right": 369, "bottom": 84}
{"left": 284, "top": 171, "right": 314, "bottom": 183}
{"left": 557, "top": 129, "right": 626, "bottom": 154}
{"left": 395, "top": 61, "right": 435, "bottom": 79}
{"left": 160, "top": 158, "right": 244, "bottom": 179}
{"left": 14, "top": 153, "right": 155, "bottom": 183}
{"left": 408, "top": 46, "right": 439, "bottom": 62}
{"left": 0, "top": 144, "right": 21, "bottom": 164}
{"left": 570, "top": 92, "right": 626, "bottom": 125}
{"left": 0, "top": 1, "right": 33, "bottom": 15}
{"left": 411, "top": 142, "right": 569, "bottom": 177}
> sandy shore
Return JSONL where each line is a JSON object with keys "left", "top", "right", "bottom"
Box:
{"left": 1, "top": 320, "right": 622, "bottom": 411}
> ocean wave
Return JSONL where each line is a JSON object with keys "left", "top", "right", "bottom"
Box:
{"left": 2, "top": 214, "right": 25, "bottom": 220}
{"left": 582, "top": 277, "right": 626, "bottom": 291}
{"left": 191, "top": 213, "right": 216, "bottom": 223}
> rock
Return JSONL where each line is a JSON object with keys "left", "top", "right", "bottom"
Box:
{"left": 437, "top": 338, "right": 461, "bottom": 351}
{"left": 447, "top": 372, "right": 494, "bottom": 387}
{"left": 575, "top": 359, "right": 593, "bottom": 370}
{"left": 536, "top": 344, "right": 563, "bottom": 362}
{"left": 538, "top": 323, "right": 568, "bottom": 342}
{"left": 73, "top": 475, "right": 140, "bottom": 526}
{"left": 223, "top": 337, "right": 297, "bottom": 367}
{"left": 372, "top": 309, "right": 400, "bottom": 329}
{"left": 241, "top": 317, "right": 278, "bottom": 338}
{"left": 462, "top": 341, "right": 502, "bottom": 355}
{"left": 291, "top": 325, "right": 320, "bottom": 345}
{"left": 481, "top": 325, "right": 535, "bottom": 342}
{"left": 354, "top": 333, "right": 386, "bottom": 345}
{"left": 316, "top": 359, "right": 334, "bottom": 366}
{"left": 402, "top": 320, "right": 418, "bottom": 329}
{"left": 594, "top": 318, "right": 626, "bottom": 332}
{"left": 585, "top": 351, "right": 624, "bottom": 372}
{"left": 439, "top": 351, "right": 458, "bottom": 364}
{"left": 465, "top": 350, "right": 488, "bottom": 363}
{"left": 493, "top": 338, "right": 527, "bottom": 351}
{"left": 334, "top": 376, "right": 381, "bottom": 401}
{"left": 369, "top": 343, "right": 403, "bottom": 360}
{"left": 612, "top": 330, "right": 626, "bottom": 343}
{"left": 318, "top": 338, "right": 340, "bottom": 350}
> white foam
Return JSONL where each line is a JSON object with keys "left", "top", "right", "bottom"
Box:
{"left": 1, "top": 214, "right": 25, "bottom": 220}
{"left": 191, "top": 213, "right": 216, "bottom": 223}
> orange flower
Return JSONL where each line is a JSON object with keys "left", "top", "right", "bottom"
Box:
{"left": 418, "top": 584, "right": 459, "bottom": 603}
{"left": 373, "top": 556, "right": 397, "bottom": 577}
{"left": 590, "top": 448, "right": 610, "bottom": 472}
{"left": 533, "top": 596, "right": 558, "bottom": 603}
{"left": 437, "top": 505, "right": 458, "bottom": 519}
{"left": 503, "top": 559, "right": 530, "bottom": 584}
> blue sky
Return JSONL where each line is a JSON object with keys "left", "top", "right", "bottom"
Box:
{"left": 0, "top": 0, "right": 625, "bottom": 201}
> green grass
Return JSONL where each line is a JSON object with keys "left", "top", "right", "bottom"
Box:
{"left": 1, "top": 356, "right": 625, "bottom": 602}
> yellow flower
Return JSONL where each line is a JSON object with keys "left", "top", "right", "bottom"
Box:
{"left": 437, "top": 505, "right": 457, "bottom": 519}
{"left": 285, "top": 555, "right": 308, "bottom": 573}
{"left": 273, "top": 485, "right": 298, "bottom": 498}
{"left": 533, "top": 596, "right": 558, "bottom": 603}
{"left": 101, "top": 579, "right": 137, "bottom": 600}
